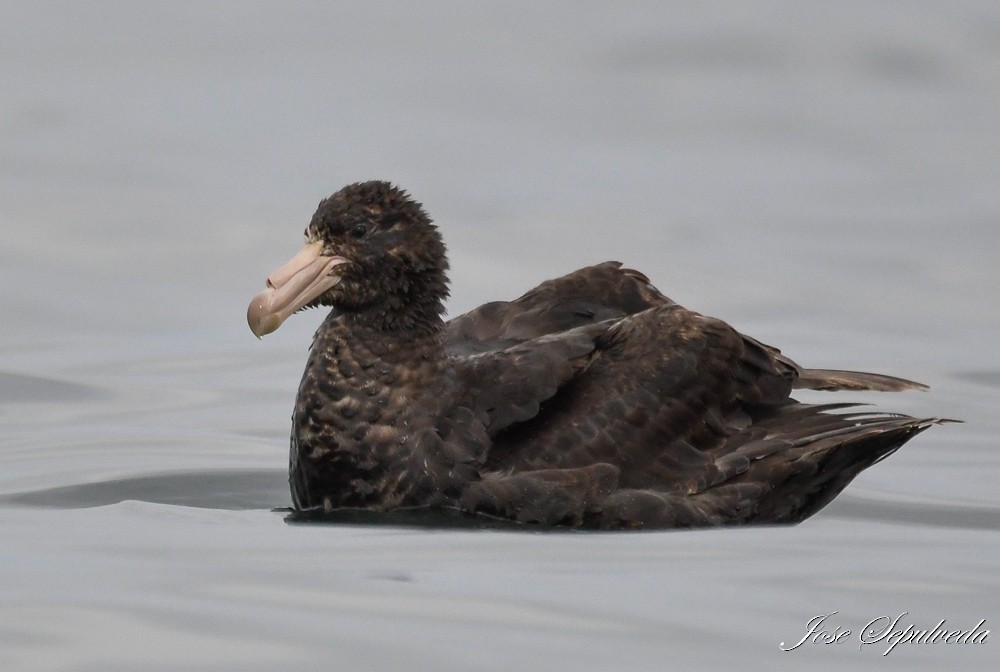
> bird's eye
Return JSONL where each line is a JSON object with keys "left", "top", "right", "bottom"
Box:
{"left": 350, "top": 224, "right": 367, "bottom": 239}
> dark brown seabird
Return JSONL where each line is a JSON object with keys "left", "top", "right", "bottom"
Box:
{"left": 247, "top": 180, "right": 941, "bottom": 529}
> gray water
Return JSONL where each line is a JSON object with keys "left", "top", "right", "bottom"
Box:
{"left": 2, "top": 2, "right": 998, "bottom": 670}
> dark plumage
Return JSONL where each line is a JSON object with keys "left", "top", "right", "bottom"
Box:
{"left": 247, "top": 180, "right": 942, "bottom": 529}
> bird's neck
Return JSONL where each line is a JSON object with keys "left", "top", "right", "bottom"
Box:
{"left": 343, "top": 294, "right": 446, "bottom": 341}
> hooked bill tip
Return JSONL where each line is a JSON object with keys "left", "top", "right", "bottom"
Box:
{"left": 247, "top": 294, "right": 282, "bottom": 338}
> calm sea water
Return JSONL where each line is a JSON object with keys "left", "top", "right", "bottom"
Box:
{"left": 2, "top": 2, "right": 997, "bottom": 670}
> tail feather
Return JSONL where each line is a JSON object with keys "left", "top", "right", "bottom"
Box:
{"left": 795, "top": 368, "right": 929, "bottom": 392}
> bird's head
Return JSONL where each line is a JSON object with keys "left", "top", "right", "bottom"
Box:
{"left": 247, "top": 181, "right": 448, "bottom": 337}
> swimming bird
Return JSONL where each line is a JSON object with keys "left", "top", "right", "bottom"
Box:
{"left": 247, "top": 180, "right": 939, "bottom": 529}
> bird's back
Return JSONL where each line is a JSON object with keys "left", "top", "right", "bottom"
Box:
{"left": 445, "top": 262, "right": 939, "bottom": 528}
